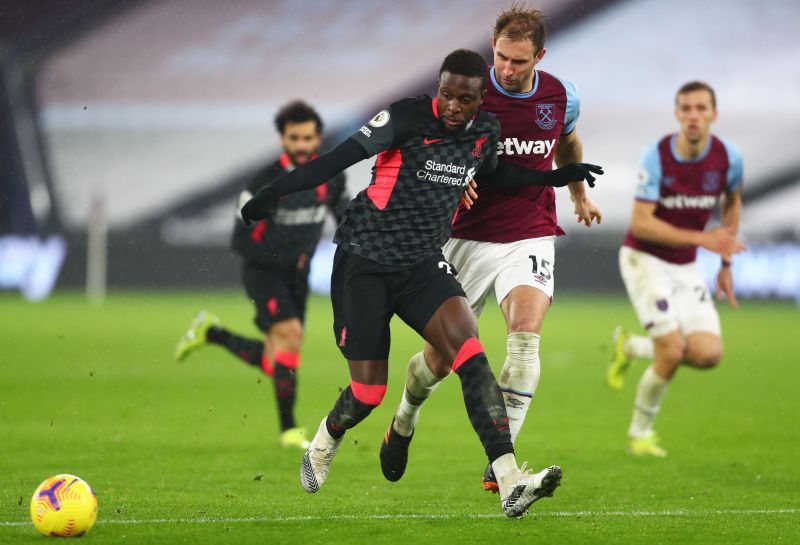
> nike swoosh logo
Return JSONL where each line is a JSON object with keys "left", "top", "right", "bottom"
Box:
{"left": 423, "top": 137, "right": 443, "bottom": 145}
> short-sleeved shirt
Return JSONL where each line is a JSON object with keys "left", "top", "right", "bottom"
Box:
{"left": 334, "top": 94, "right": 501, "bottom": 267}
{"left": 450, "top": 68, "right": 580, "bottom": 242}
{"left": 231, "top": 154, "right": 348, "bottom": 270}
{"left": 622, "top": 134, "right": 743, "bottom": 264}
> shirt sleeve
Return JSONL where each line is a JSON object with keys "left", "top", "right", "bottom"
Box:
{"left": 722, "top": 139, "right": 744, "bottom": 193}
{"left": 349, "top": 105, "right": 398, "bottom": 156}
{"left": 635, "top": 141, "right": 662, "bottom": 201}
{"left": 555, "top": 76, "right": 580, "bottom": 135}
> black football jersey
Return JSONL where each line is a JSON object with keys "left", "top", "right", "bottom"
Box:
{"left": 232, "top": 154, "right": 348, "bottom": 269}
{"left": 334, "top": 95, "right": 500, "bottom": 266}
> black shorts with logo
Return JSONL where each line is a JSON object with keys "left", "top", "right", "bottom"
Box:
{"left": 242, "top": 261, "right": 310, "bottom": 332}
{"left": 330, "top": 246, "right": 466, "bottom": 360}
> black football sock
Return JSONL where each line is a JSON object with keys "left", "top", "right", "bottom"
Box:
{"left": 325, "top": 386, "right": 380, "bottom": 439}
{"left": 455, "top": 352, "right": 514, "bottom": 463}
{"left": 205, "top": 326, "right": 264, "bottom": 369}
{"left": 272, "top": 358, "right": 298, "bottom": 431}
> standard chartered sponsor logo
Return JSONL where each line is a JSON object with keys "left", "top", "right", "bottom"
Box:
{"left": 273, "top": 205, "right": 327, "bottom": 225}
{"left": 659, "top": 194, "right": 717, "bottom": 210}
{"left": 496, "top": 138, "right": 556, "bottom": 157}
{"left": 416, "top": 160, "right": 471, "bottom": 187}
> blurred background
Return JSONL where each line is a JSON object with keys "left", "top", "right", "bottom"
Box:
{"left": 2, "top": 0, "right": 799, "bottom": 302}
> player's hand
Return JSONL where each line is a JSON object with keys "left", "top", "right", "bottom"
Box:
{"left": 699, "top": 227, "right": 746, "bottom": 256}
{"left": 552, "top": 163, "right": 604, "bottom": 188}
{"left": 715, "top": 265, "right": 738, "bottom": 309}
{"left": 460, "top": 179, "right": 478, "bottom": 209}
{"left": 572, "top": 194, "right": 603, "bottom": 227}
{"left": 241, "top": 190, "right": 278, "bottom": 225}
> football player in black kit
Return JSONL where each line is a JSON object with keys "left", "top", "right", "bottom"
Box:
{"left": 175, "top": 101, "right": 349, "bottom": 451}
{"left": 241, "top": 50, "right": 602, "bottom": 517}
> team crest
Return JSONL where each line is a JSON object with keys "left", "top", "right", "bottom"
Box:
{"left": 535, "top": 103, "right": 556, "bottom": 130}
{"left": 368, "top": 110, "right": 390, "bottom": 128}
{"left": 662, "top": 176, "right": 675, "bottom": 187}
{"left": 702, "top": 170, "right": 721, "bottom": 192}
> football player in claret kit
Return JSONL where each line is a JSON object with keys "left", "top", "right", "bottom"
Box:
{"left": 382, "top": 5, "right": 601, "bottom": 495}
{"left": 175, "top": 101, "right": 349, "bottom": 450}
{"left": 607, "top": 81, "right": 746, "bottom": 457}
{"left": 242, "top": 49, "right": 602, "bottom": 517}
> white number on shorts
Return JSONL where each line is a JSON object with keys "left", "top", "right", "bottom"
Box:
{"left": 528, "top": 255, "right": 552, "bottom": 280}
{"left": 438, "top": 261, "right": 454, "bottom": 275}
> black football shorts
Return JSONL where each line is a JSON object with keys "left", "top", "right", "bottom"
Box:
{"left": 330, "top": 246, "right": 466, "bottom": 360}
{"left": 242, "top": 261, "right": 310, "bottom": 331}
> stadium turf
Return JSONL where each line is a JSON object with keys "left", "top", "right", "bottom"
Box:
{"left": 1, "top": 291, "right": 798, "bottom": 544}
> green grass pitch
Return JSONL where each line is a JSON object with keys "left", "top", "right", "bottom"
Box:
{"left": 1, "top": 291, "right": 798, "bottom": 544}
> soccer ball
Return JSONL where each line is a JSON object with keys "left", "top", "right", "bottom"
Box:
{"left": 30, "top": 474, "right": 98, "bottom": 537}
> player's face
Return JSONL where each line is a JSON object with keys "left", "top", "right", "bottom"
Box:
{"left": 675, "top": 90, "right": 717, "bottom": 144}
{"left": 280, "top": 120, "right": 321, "bottom": 165}
{"left": 491, "top": 36, "right": 545, "bottom": 93}
{"left": 437, "top": 72, "right": 486, "bottom": 133}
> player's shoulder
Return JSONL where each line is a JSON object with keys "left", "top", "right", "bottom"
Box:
{"left": 387, "top": 94, "right": 432, "bottom": 116}
{"left": 538, "top": 70, "right": 578, "bottom": 96}
{"left": 712, "top": 134, "right": 743, "bottom": 163}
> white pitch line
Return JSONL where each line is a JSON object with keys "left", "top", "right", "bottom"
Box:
{"left": 1, "top": 508, "right": 797, "bottom": 527}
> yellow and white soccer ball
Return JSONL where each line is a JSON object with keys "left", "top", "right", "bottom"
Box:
{"left": 30, "top": 474, "right": 98, "bottom": 537}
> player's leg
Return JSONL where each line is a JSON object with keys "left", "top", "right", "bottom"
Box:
{"left": 619, "top": 248, "right": 681, "bottom": 456}
{"left": 389, "top": 239, "right": 493, "bottom": 438}
{"left": 682, "top": 332, "right": 722, "bottom": 368}
{"left": 265, "top": 317, "right": 306, "bottom": 448}
{"left": 395, "top": 255, "right": 560, "bottom": 516}
{"left": 301, "top": 249, "right": 392, "bottom": 493}
{"left": 675, "top": 266, "right": 723, "bottom": 370}
{"left": 383, "top": 239, "right": 494, "bottom": 481}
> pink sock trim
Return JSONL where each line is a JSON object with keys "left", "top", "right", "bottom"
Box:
{"left": 261, "top": 354, "right": 274, "bottom": 377}
{"left": 350, "top": 381, "right": 387, "bottom": 406}
{"left": 452, "top": 337, "right": 484, "bottom": 372}
{"left": 274, "top": 350, "right": 300, "bottom": 369}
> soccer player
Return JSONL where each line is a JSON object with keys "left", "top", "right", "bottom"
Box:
{"left": 174, "top": 101, "right": 349, "bottom": 450}
{"left": 241, "top": 49, "right": 602, "bottom": 517}
{"left": 606, "top": 81, "right": 745, "bottom": 457}
{"left": 381, "top": 6, "right": 601, "bottom": 494}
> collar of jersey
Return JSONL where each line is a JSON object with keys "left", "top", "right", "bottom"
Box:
{"left": 489, "top": 67, "right": 539, "bottom": 99}
{"left": 669, "top": 133, "right": 712, "bottom": 164}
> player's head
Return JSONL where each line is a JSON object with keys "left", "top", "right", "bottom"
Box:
{"left": 437, "top": 49, "right": 488, "bottom": 134}
{"left": 274, "top": 100, "right": 323, "bottom": 165}
{"left": 674, "top": 81, "right": 717, "bottom": 144}
{"left": 490, "top": 4, "right": 547, "bottom": 93}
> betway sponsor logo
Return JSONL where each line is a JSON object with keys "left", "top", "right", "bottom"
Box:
{"left": 273, "top": 205, "right": 327, "bottom": 225}
{"left": 659, "top": 194, "right": 717, "bottom": 210}
{"left": 417, "top": 160, "right": 474, "bottom": 187}
{"left": 496, "top": 138, "right": 556, "bottom": 157}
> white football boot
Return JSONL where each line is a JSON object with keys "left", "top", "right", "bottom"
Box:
{"left": 300, "top": 417, "right": 343, "bottom": 493}
{"left": 501, "top": 464, "right": 562, "bottom": 518}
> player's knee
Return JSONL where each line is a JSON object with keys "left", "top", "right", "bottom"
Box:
{"left": 350, "top": 381, "right": 387, "bottom": 407}
{"left": 686, "top": 346, "right": 723, "bottom": 369}
{"left": 269, "top": 320, "right": 303, "bottom": 352}
{"left": 654, "top": 337, "right": 683, "bottom": 366}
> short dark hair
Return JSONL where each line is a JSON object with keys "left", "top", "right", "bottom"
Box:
{"left": 274, "top": 100, "right": 323, "bottom": 134}
{"left": 493, "top": 3, "right": 548, "bottom": 51}
{"left": 676, "top": 81, "right": 716, "bottom": 109}
{"left": 439, "top": 49, "right": 488, "bottom": 88}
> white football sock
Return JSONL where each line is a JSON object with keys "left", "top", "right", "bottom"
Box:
{"left": 392, "top": 352, "right": 444, "bottom": 437}
{"left": 628, "top": 365, "right": 670, "bottom": 438}
{"left": 491, "top": 452, "right": 520, "bottom": 499}
{"left": 498, "top": 332, "right": 541, "bottom": 444}
{"left": 625, "top": 334, "right": 654, "bottom": 359}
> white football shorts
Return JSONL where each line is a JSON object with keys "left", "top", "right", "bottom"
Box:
{"left": 442, "top": 236, "right": 556, "bottom": 317}
{"left": 619, "top": 246, "right": 720, "bottom": 338}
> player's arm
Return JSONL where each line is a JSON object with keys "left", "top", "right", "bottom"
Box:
{"left": 629, "top": 199, "right": 744, "bottom": 255}
{"left": 482, "top": 158, "right": 603, "bottom": 188}
{"left": 715, "top": 145, "right": 745, "bottom": 308}
{"left": 556, "top": 129, "right": 602, "bottom": 226}
{"left": 241, "top": 139, "right": 367, "bottom": 223}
